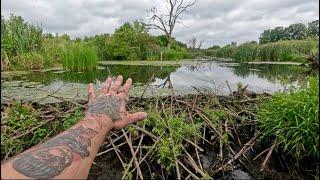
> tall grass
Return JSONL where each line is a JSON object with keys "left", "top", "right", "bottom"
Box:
{"left": 61, "top": 43, "right": 98, "bottom": 71}
{"left": 11, "top": 52, "right": 45, "bottom": 70}
{"left": 257, "top": 77, "right": 319, "bottom": 161}
{"left": 146, "top": 49, "right": 194, "bottom": 61}
{"left": 208, "top": 39, "right": 318, "bottom": 62}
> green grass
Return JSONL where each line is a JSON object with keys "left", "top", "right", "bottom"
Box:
{"left": 257, "top": 77, "right": 319, "bottom": 160}
{"left": 146, "top": 49, "right": 194, "bottom": 61}
{"left": 208, "top": 39, "right": 318, "bottom": 62}
{"left": 1, "top": 102, "right": 84, "bottom": 159}
{"left": 61, "top": 43, "right": 98, "bottom": 71}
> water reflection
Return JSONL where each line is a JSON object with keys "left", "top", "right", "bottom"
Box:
{"left": 6, "top": 65, "right": 179, "bottom": 85}
{"left": 2, "top": 61, "right": 311, "bottom": 101}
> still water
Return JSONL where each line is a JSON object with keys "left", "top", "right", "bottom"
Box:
{"left": 1, "top": 60, "right": 310, "bottom": 104}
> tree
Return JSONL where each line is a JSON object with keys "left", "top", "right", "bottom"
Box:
{"left": 208, "top": 45, "right": 220, "bottom": 50}
{"left": 188, "top": 37, "right": 203, "bottom": 50}
{"left": 259, "top": 29, "right": 271, "bottom": 44}
{"left": 148, "top": 0, "right": 197, "bottom": 49}
{"left": 285, "top": 23, "right": 307, "bottom": 40}
{"left": 307, "top": 20, "right": 319, "bottom": 37}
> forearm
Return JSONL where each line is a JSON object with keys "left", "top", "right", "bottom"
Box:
{"left": 1, "top": 115, "right": 113, "bottom": 179}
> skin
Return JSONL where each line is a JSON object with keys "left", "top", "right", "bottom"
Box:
{"left": 1, "top": 75, "right": 148, "bottom": 179}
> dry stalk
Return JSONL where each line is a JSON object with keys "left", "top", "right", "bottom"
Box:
{"left": 214, "top": 133, "right": 259, "bottom": 173}
{"left": 122, "top": 129, "right": 143, "bottom": 180}
{"left": 12, "top": 117, "right": 55, "bottom": 140}
{"left": 260, "top": 139, "right": 278, "bottom": 171}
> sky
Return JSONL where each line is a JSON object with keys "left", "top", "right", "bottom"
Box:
{"left": 1, "top": 0, "right": 319, "bottom": 47}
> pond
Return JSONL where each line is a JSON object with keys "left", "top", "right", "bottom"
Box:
{"left": 1, "top": 60, "right": 311, "bottom": 104}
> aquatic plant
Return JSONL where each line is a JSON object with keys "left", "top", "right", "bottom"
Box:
{"left": 61, "top": 43, "right": 98, "bottom": 71}
{"left": 258, "top": 77, "right": 319, "bottom": 160}
{"left": 209, "top": 39, "right": 318, "bottom": 62}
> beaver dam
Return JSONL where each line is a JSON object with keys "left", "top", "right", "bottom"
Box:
{"left": 1, "top": 61, "right": 319, "bottom": 179}
{"left": 1, "top": 80, "right": 318, "bottom": 179}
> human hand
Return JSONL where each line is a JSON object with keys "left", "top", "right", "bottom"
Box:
{"left": 86, "top": 75, "right": 147, "bottom": 130}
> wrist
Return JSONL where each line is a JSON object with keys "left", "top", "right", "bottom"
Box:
{"left": 82, "top": 114, "right": 114, "bottom": 132}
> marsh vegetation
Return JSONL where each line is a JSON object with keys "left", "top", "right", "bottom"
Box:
{"left": 1, "top": 0, "right": 319, "bottom": 179}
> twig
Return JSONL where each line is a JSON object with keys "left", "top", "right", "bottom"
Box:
{"left": 177, "top": 160, "right": 200, "bottom": 179}
{"left": 182, "top": 146, "right": 206, "bottom": 177}
{"left": 48, "top": 95, "right": 86, "bottom": 108}
{"left": 122, "top": 129, "right": 143, "bottom": 180}
{"left": 37, "top": 83, "right": 66, "bottom": 103}
{"left": 12, "top": 117, "right": 55, "bottom": 140}
{"left": 253, "top": 148, "right": 270, "bottom": 161}
{"left": 183, "top": 138, "right": 203, "bottom": 152}
{"left": 214, "top": 133, "right": 259, "bottom": 172}
{"left": 96, "top": 141, "right": 128, "bottom": 157}
{"left": 260, "top": 139, "right": 278, "bottom": 171}
{"left": 131, "top": 124, "right": 158, "bottom": 140}
{"left": 108, "top": 135, "right": 126, "bottom": 169}
{"left": 140, "top": 73, "right": 155, "bottom": 98}
{"left": 195, "top": 148, "right": 203, "bottom": 171}
{"left": 175, "top": 160, "right": 181, "bottom": 180}
{"left": 121, "top": 133, "right": 145, "bottom": 179}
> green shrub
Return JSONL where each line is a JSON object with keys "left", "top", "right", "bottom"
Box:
{"left": 61, "top": 43, "right": 98, "bottom": 71}
{"left": 257, "top": 77, "right": 319, "bottom": 160}
{"left": 144, "top": 109, "right": 202, "bottom": 169}
{"left": 11, "top": 52, "right": 45, "bottom": 70}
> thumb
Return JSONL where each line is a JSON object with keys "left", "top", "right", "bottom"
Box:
{"left": 128, "top": 112, "right": 148, "bottom": 123}
{"left": 113, "top": 112, "right": 148, "bottom": 130}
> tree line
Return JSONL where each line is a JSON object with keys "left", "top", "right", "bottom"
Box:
{"left": 259, "top": 20, "right": 319, "bottom": 44}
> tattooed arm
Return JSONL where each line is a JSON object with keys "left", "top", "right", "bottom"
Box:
{"left": 1, "top": 76, "right": 148, "bottom": 179}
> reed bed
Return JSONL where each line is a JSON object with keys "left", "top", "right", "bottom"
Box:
{"left": 146, "top": 49, "right": 194, "bottom": 61}
{"left": 209, "top": 39, "right": 318, "bottom": 62}
{"left": 61, "top": 43, "right": 98, "bottom": 71}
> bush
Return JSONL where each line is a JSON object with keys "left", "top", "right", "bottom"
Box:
{"left": 257, "top": 77, "right": 319, "bottom": 160}
{"left": 11, "top": 52, "right": 45, "bottom": 70}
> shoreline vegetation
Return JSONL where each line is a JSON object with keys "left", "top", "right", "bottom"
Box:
{"left": 1, "top": 77, "right": 318, "bottom": 179}
{"left": 1, "top": 12, "right": 319, "bottom": 180}
{"left": 1, "top": 14, "right": 319, "bottom": 71}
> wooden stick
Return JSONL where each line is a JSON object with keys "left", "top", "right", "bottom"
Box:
{"left": 214, "top": 133, "right": 259, "bottom": 172}
{"left": 260, "top": 139, "right": 278, "bottom": 171}
{"left": 96, "top": 141, "right": 128, "bottom": 157}
{"left": 108, "top": 135, "right": 126, "bottom": 170}
{"left": 122, "top": 129, "right": 143, "bottom": 180}
{"left": 131, "top": 124, "right": 158, "bottom": 140}
{"left": 122, "top": 134, "right": 144, "bottom": 179}
{"left": 177, "top": 160, "right": 200, "bottom": 179}
{"left": 183, "top": 138, "right": 203, "bottom": 152}
{"left": 12, "top": 117, "right": 55, "bottom": 140}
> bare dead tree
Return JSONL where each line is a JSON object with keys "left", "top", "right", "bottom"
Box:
{"left": 148, "top": 0, "right": 197, "bottom": 49}
{"left": 188, "top": 37, "right": 197, "bottom": 49}
{"left": 197, "top": 39, "right": 204, "bottom": 50}
{"left": 188, "top": 37, "right": 203, "bottom": 50}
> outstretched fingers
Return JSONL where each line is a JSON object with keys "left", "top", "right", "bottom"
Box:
{"left": 102, "top": 77, "right": 112, "bottom": 95}
{"left": 88, "top": 83, "right": 96, "bottom": 103}
{"left": 110, "top": 75, "right": 123, "bottom": 95}
{"left": 118, "top": 78, "right": 132, "bottom": 98}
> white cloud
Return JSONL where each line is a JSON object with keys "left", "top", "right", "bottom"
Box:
{"left": 1, "top": 0, "right": 319, "bottom": 47}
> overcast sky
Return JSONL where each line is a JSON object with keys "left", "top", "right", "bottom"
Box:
{"left": 1, "top": 0, "right": 319, "bottom": 47}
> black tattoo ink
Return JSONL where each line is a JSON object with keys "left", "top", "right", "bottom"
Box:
{"left": 87, "top": 95, "right": 122, "bottom": 120}
{"left": 12, "top": 125, "right": 98, "bottom": 179}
